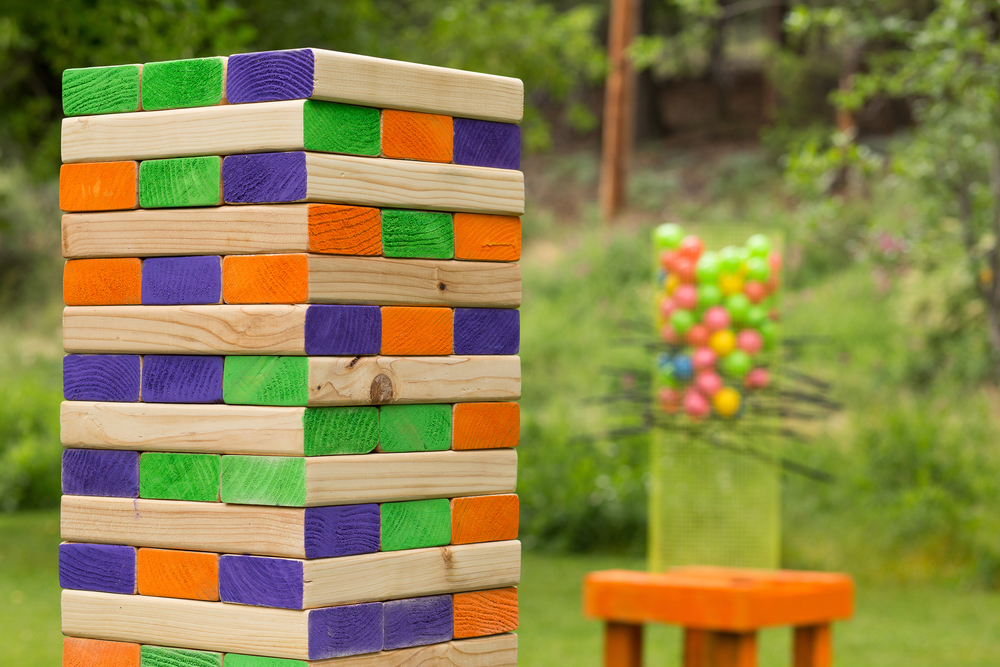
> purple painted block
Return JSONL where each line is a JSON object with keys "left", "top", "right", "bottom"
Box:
{"left": 59, "top": 543, "right": 136, "bottom": 594}
{"left": 142, "top": 256, "right": 222, "bottom": 305}
{"left": 63, "top": 354, "right": 141, "bottom": 402}
{"left": 383, "top": 595, "right": 454, "bottom": 650}
{"left": 304, "top": 504, "right": 381, "bottom": 559}
{"left": 223, "top": 152, "right": 307, "bottom": 204}
{"left": 453, "top": 308, "right": 520, "bottom": 355}
{"left": 305, "top": 305, "right": 381, "bottom": 355}
{"left": 226, "top": 49, "right": 315, "bottom": 104}
{"left": 453, "top": 119, "right": 521, "bottom": 170}
{"left": 142, "top": 355, "right": 224, "bottom": 404}
{"left": 62, "top": 449, "right": 139, "bottom": 497}
{"left": 308, "top": 602, "right": 383, "bottom": 660}
{"left": 219, "top": 555, "right": 303, "bottom": 609}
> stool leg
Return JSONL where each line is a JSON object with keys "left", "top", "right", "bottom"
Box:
{"left": 706, "top": 631, "right": 757, "bottom": 667}
{"left": 604, "top": 622, "right": 643, "bottom": 667}
{"left": 684, "top": 628, "right": 710, "bottom": 667}
{"left": 793, "top": 624, "right": 832, "bottom": 667}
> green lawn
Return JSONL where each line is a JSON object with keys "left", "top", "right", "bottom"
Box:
{"left": 4, "top": 510, "right": 1000, "bottom": 665}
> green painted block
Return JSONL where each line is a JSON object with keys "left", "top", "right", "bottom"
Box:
{"left": 62, "top": 65, "right": 141, "bottom": 116}
{"left": 141, "top": 646, "right": 221, "bottom": 667}
{"left": 223, "top": 656, "right": 307, "bottom": 667}
{"left": 303, "top": 101, "right": 380, "bottom": 156}
{"left": 380, "top": 498, "right": 451, "bottom": 551}
{"left": 138, "top": 156, "right": 221, "bottom": 208}
{"left": 221, "top": 456, "right": 305, "bottom": 506}
{"left": 139, "top": 453, "right": 220, "bottom": 502}
{"left": 303, "top": 407, "right": 379, "bottom": 456}
{"left": 381, "top": 210, "right": 454, "bottom": 259}
{"left": 379, "top": 404, "right": 452, "bottom": 453}
{"left": 142, "top": 57, "right": 226, "bottom": 111}
{"left": 223, "top": 356, "right": 309, "bottom": 406}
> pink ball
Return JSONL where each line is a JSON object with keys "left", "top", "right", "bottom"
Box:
{"left": 660, "top": 324, "right": 680, "bottom": 345}
{"left": 659, "top": 297, "right": 676, "bottom": 319}
{"left": 737, "top": 329, "right": 763, "bottom": 355}
{"left": 684, "top": 388, "right": 711, "bottom": 420}
{"left": 687, "top": 324, "right": 710, "bottom": 347}
{"left": 673, "top": 284, "right": 698, "bottom": 310}
{"left": 744, "top": 280, "right": 767, "bottom": 304}
{"left": 694, "top": 370, "right": 724, "bottom": 397}
{"left": 703, "top": 306, "right": 731, "bottom": 332}
{"left": 745, "top": 367, "right": 770, "bottom": 389}
{"left": 692, "top": 347, "right": 717, "bottom": 370}
{"left": 658, "top": 387, "right": 682, "bottom": 413}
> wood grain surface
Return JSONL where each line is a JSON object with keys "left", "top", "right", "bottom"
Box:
{"left": 378, "top": 404, "right": 452, "bottom": 453}
{"left": 452, "top": 213, "right": 520, "bottom": 262}
{"left": 139, "top": 156, "right": 222, "bottom": 208}
{"left": 303, "top": 100, "right": 380, "bottom": 155}
{"left": 452, "top": 308, "right": 519, "bottom": 355}
{"left": 383, "top": 595, "right": 453, "bottom": 650}
{"left": 308, "top": 204, "right": 382, "bottom": 255}
{"left": 140, "top": 646, "right": 221, "bottom": 667}
{"left": 141, "top": 255, "right": 222, "bottom": 305}
{"left": 450, "top": 494, "right": 519, "bottom": 545}
{"left": 139, "top": 452, "right": 221, "bottom": 501}
{"left": 137, "top": 548, "right": 219, "bottom": 601}
{"left": 220, "top": 455, "right": 305, "bottom": 506}
{"left": 63, "top": 354, "right": 141, "bottom": 402}
{"left": 141, "top": 56, "right": 227, "bottom": 111}
{"left": 62, "top": 65, "right": 141, "bottom": 117}
{"left": 380, "top": 307, "right": 453, "bottom": 355}
{"left": 305, "top": 305, "right": 382, "bottom": 356}
{"left": 453, "top": 588, "right": 518, "bottom": 639}
{"left": 141, "top": 355, "right": 224, "bottom": 403}
{"left": 381, "top": 110, "right": 453, "bottom": 163}
{"left": 380, "top": 210, "right": 453, "bottom": 259}
{"left": 63, "top": 637, "right": 140, "bottom": 667}
{"left": 62, "top": 448, "right": 139, "bottom": 498}
{"left": 223, "top": 356, "right": 310, "bottom": 406}
{"left": 453, "top": 119, "right": 521, "bottom": 170}
{"left": 63, "top": 258, "right": 142, "bottom": 306}
{"left": 451, "top": 403, "right": 520, "bottom": 450}
{"left": 381, "top": 499, "right": 451, "bottom": 552}
{"left": 59, "top": 543, "right": 136, "bottom": 595}
{"left": 223, "top": 254, "right": 310, "bottom": 304}
{"left": 59, "top": 161, "right": 138, "bottom": 213}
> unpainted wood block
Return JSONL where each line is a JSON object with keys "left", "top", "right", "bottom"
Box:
{"left": 451, "top": 494, "right": 519, "bottom": 545}
{"left": 378, "top": 404, "right": 452, "bottom": 453}
{"left": 381, "top": 110, "right": 453, "bottom": 163}
{"left": 303, "top": 406, "right": 380, "bottom": 456}
{"left": 226, "top": 48, "right": 523, "bottom": 123}
{"left": 59, "top": 543, "right": 136, "bottom": 594}
{"left": 63, "top": 354, "right": 141, "bottom": 402}
{"left": 223, "top": 254, "right": 309, "bottom": 304}
{"left": 381, "top": 210, "right": 453, "bottom": 259}
{"left": 305, "top": 635, "right": 518, "bottom": 667}
{"left": 63, "top": 636, "right": 140, "bottom": 667}
{"left": 380, "top": 307, "right": 453, "bottom": 355}
{"left": 453, "top": 308, "right": 519, "bottom": 355}
{"left": 140, "top": 645, "right": 222, "bottom": 667}
{"left": 137, "top": 547, "right": 219, "bottom": 601}
{"left": 304, "top": 100, "right": 380, "bottom": 155}
{"left": 383, "top": 595, "right": 453, "bottom": 650}
{"left": 452, "top": 403, "right": 520, "bottom": 451}
{"left": 59, "top": 161, "right": 138, "bottom": 212}
{"left": 453, "top": 588, "right": 518, "bottom": 639}
{"left": 223, "top": 356, "right": 310, "bottom": 406}
{"left": 453, "top": 120, "right": 520, "bottom": 170}
{"left": 62, "top": 448, "right": 139, "bottom": 498}
{"left": 305, "top": 305, "right": 382, "bottom": 356}
{"left": 63, "top": 258, "right": 142, "bottom": 306}
{"left": 141, "top": 256, "right": 222, "bottom": 305}
{"left": 308, "top": 204, "right": 381, "bottom": 255}
{"left": 141, "top": 355, "right": 224, "bottom": 404}
{"left": 138, "top": 156, "right": 222, "bottom": 208}
{"left": 62, "top": 65, "right": 141, "bottom": 116}
{"left": 381, "top": 499, "right": 451, "bottom": 552}
{"left": 141, "top": 56, "right": 227, "bottom": 111}
{"left": 220, "top": 455, "right": 305, "bottom": 506}
{"left": 452, "top": 213, "right": 520, "bottom": 262}
{"left": 139, "top": 452, "right": 220, "bottom": 502}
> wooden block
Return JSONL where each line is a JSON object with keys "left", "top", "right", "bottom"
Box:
{"left": 306, "top": 305, "right": 382, "bottom": 355}
{"left": 304, "top": 635, "right": 518, "bottom": 667}
{"left": 221, "top": 449, "right": 515, "bottom": 507}
{"left": 62, "top": 449, "right": 139, "bottom": 498}
{"left": 226, "top": 49, "right": 523, "bottom": 123}
{"left": 452, "top": 214, "right": 520, "bottom": 262}
{"left": 58, "top": 543, "right": 136, "bottom": 594}
{"left": 453, "top": 120, "right": 520, "bottom": 170}
{"left": 141, "top": 646, "right": 221, "bottom": 667}
{"left": 304, "top": 101, "right": 380, "bottom": 156}
{"left": 61, "top": 590, "right": 383, "bottom": 660}
{"left": 141, "top": 56, "right": 227, "bottom": 111}
{"left": 142, "top": 256, "right": 222, "bottom": 305}
{"left": 139, "top": 452, "right": 220, "bottom": 502}
{"left": 381, "top": 110, "right": 453, "bottom": 163}
{"left": 224, "top": 356, "right": 309, "bottom": 406}
{"left": 221, "top": 152, "right": 524, "bottom": 216}
{"left": 62, "top": 65, "right": 141, "bottom": 116}
{"left": 141, "top": 355, "right": 224, "bottom": 403}
{"left": 222, "top": 254, "right": 310, "bottom": 304}
{"left": 222, "top": 656, "right": 307, "bottom": 667}
{"left": 453, "top": 588, "right": 518, "bottom": 639}
{"left": 63, "top": 354, "right": 141, "bottom": 401}
{"left": 59, "top": 161, "right": 138, "bottom": 212}
{"left": 218, "top": 540, "right": 519, "bottom": 610}
{"left": 380, "top": 307, "right": 453, "bottom": 355}
{"left": 378, "top": 404, "right": 452, "bottom": 453}
{"left": 64, "top": 637, "right": 140, "bottom": 667}
{"left": 453, "top": 309, "right": 519, "bottom": 355}
{"left": 308, "top": 204, "right": 382, "bottom": 255}
{"left": 63, "top": 258, "right": 142, "bottom": 306}
{"left": 303, "top": 406, "right": 380, "bottom": 456}
{"left": 451, "top": 403, "right": 520, "bottom": 451}
{"left": 450, "top": 495, "right": 518, "bottom": 545}
{"left": 138, "top": 156, "right": 222, "bottom": 208}
{"left": 137, "top": 548, "right": 219, "bottom": 601}
{"left": 381, "top": 499, "right": 451, "bottom": 552}
{"left": 61, "top": 496, "right": 383, "bottom": 559}
{"left": 380, "top": 210, "right": 453, "bottom": 259}
{"left": 384, "top": 595, "right": 453, "bottom": 650}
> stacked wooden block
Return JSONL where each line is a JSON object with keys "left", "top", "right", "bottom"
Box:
{"left": 59, "top": 49, "right": 523, "bottom": 667}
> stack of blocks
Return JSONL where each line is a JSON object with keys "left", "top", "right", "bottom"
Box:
{"left": 58, "top": 49, "right": 523, "bottom": 667}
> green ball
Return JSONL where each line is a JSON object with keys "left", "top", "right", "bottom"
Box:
{"left": 759, "top": 320, "right": 777, "bottom": 349}
{"left": 695, "top": 251, "right": 721, "bottom": 283}
{"left": 726, "top": 294, "right": 751, "bottom": 324}
{"left": 670, "top": 309, "right": 695, "bottom": 334}
{"left": 654, "top": 224, "right": 685, "bottom": 249}
{"left": 718, "top": 246, "right": 742, "bottom": 273}
{"left": 657, "top": 368, "right": 679, "bottom": 388}
{"left": 697, "top": 284, "right": 723, "bottom": 310}
{"left": 745, "top": 256, "right": 770, "bottom": 282}
{"left": 746, "top": 305, "right": 767, "bottom": 328}
{"left": 746, "top": 234, "right": 771, "bottom": 258}
{"left": 721, "top": 350, "right": 752, "bottom": 378}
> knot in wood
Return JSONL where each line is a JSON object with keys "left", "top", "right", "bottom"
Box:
{"left": 370, "top": 373, "right": 394, "bottom": 403}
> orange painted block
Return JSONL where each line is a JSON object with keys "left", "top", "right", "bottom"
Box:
{"left": 136, "top": 547, "right": 219, "bottom": 601}
{"left": 453, "top": 587, "right": 518, "bottom": 638}
{"left": 223, "top": 254, "right": 309, "bottom": 304}
{"left": 63, "top": 636, "right": 140, "bottom": 667}
{"left": 453, "top": 213, "right": 520, "bottom": 262}
{"left": 452, "top": 402, "right": 519, "bottom": 450}
{"left": 63, "top": 258, "right": 142, "bottom": 306}
{"left": 308, "top": 204, "right": 382, "bottom": 256}
{"left": 60, "top": 161, "right": 138, "bottom": 213}
{"left": 451, "top": 493, "right": 519, "bottom": 545}
{"left": 380, "top": 306, "right": 453, "bottom": 355}
{"left": 381, "top": 109, "right": 453, "bottom": 163}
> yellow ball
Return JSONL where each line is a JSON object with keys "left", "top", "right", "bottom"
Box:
{"left": 713, "top": 387, "right": 741, "bottom": 418}
{"left": 719, "top": 273, "right": 744, "bottom": 296}
{"left": 666, "top": 273, "right": 681, "bottom": 295}
{"left": 709, "top": 329, "right": 736, "bottom": 357}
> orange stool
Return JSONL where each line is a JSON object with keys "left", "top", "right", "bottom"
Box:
{"left": 583, "top": 567, "right": 854, "bottom": 667}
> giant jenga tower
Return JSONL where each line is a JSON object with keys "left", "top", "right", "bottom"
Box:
{"left": 57, "top": 50, "right": 522, "bottom": 667}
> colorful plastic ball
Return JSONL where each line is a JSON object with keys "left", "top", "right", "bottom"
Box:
{"left": 693, "top": 347, "right": 717, "bottom": 371}
{"left": 718, "top": 246, "right": 742, "bottom": 274}
{"left": 659, "top": 250, "right": 677, "bottom": 272}
{"left": 684, "top": 388, "right": 711, "bottom": 420}
{"left": 746, "top": 234, "right": 771, "bottom": 258}
{"left": 709, "top": 329, "right": 736, "bottom": 357}
{"left": 745, "top": 256, "right": 770, "bottom": 282}
{"left": 687, "top": 324, "right": 710, "bottom": 347}
{"left": 721, "top": 350, "right": 752, "bottom": 378}
{"left": 694, "top": 370, "right": 724, "bottom": 397}
{"left": 695, "top": 252, "right": 721, "bottom": 283}
{"left": 725, "top": 294, "right": 751, "bottom": 324}
{"left": 697, "top": 284, "right": 723, "bottom": 309}
{"left": 768, "top": 251, "right": 783, "bottom": 273}
{"left": 746, "top": 306, "right": 768, "bottom": 328}
{"left": 657, "top": 367, "right": 678, "bottom": 388}
{"left": 673, "top": 284, "right": 698, "bottom": 310}
{"left": 719, "top": 273, "right": 745, "bottom": 296}
{"left": 658, "top": 387, "right": 682, "bottom": 413}
{"left": 673, "top": 256, "right": 697, "bottom": 283}
{"left": 666, "top": 273, "right": 681, "bottom": 295}
{"left": 736, "top": 329, "right": 763, "bottom": 355}
{"left": 745, "top": 367, "right": 770, "bottom": 390}
{"left": 678, "top": 235, "right": 704, "bottom": 261}
{"left": 765, "top": 275, "right": 779, "bottom": 294}
{"left": 659, "top": 297, "right": 676, "bottom": 319}
{"left": 660, "top": 323, "right": 680, "bottom": 345}
{"left": 670, "top": 309, "right": 695, "bottom": 335}
{"left": 654, "top": 223, "right": 685, "bottom": 249}
{"left": 703, "top": 306, "right": 731, "bottom": 332}
{"left": 744, "top": 280, "right": 767, "bottom": 304}
{"left": 712, "top": 387, "right": 741, "bottom": 418}
{"left": 673, "top": 355, "right": 694, "bottom": 381}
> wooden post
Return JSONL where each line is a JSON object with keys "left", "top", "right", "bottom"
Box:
{"left": 604, "top": 622, "right": 643, "bottom": 667}
{"left": 707, "top": 631, "right": 758, "bottom": 667}
{"left": 600, "top": 0, "right": 640, "bottom": 221}
{"left": 793, "top": 624, "right": 832, "bottom": 667}
{"left": 684, "top": 628, "right": 710, "bottom": 667}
